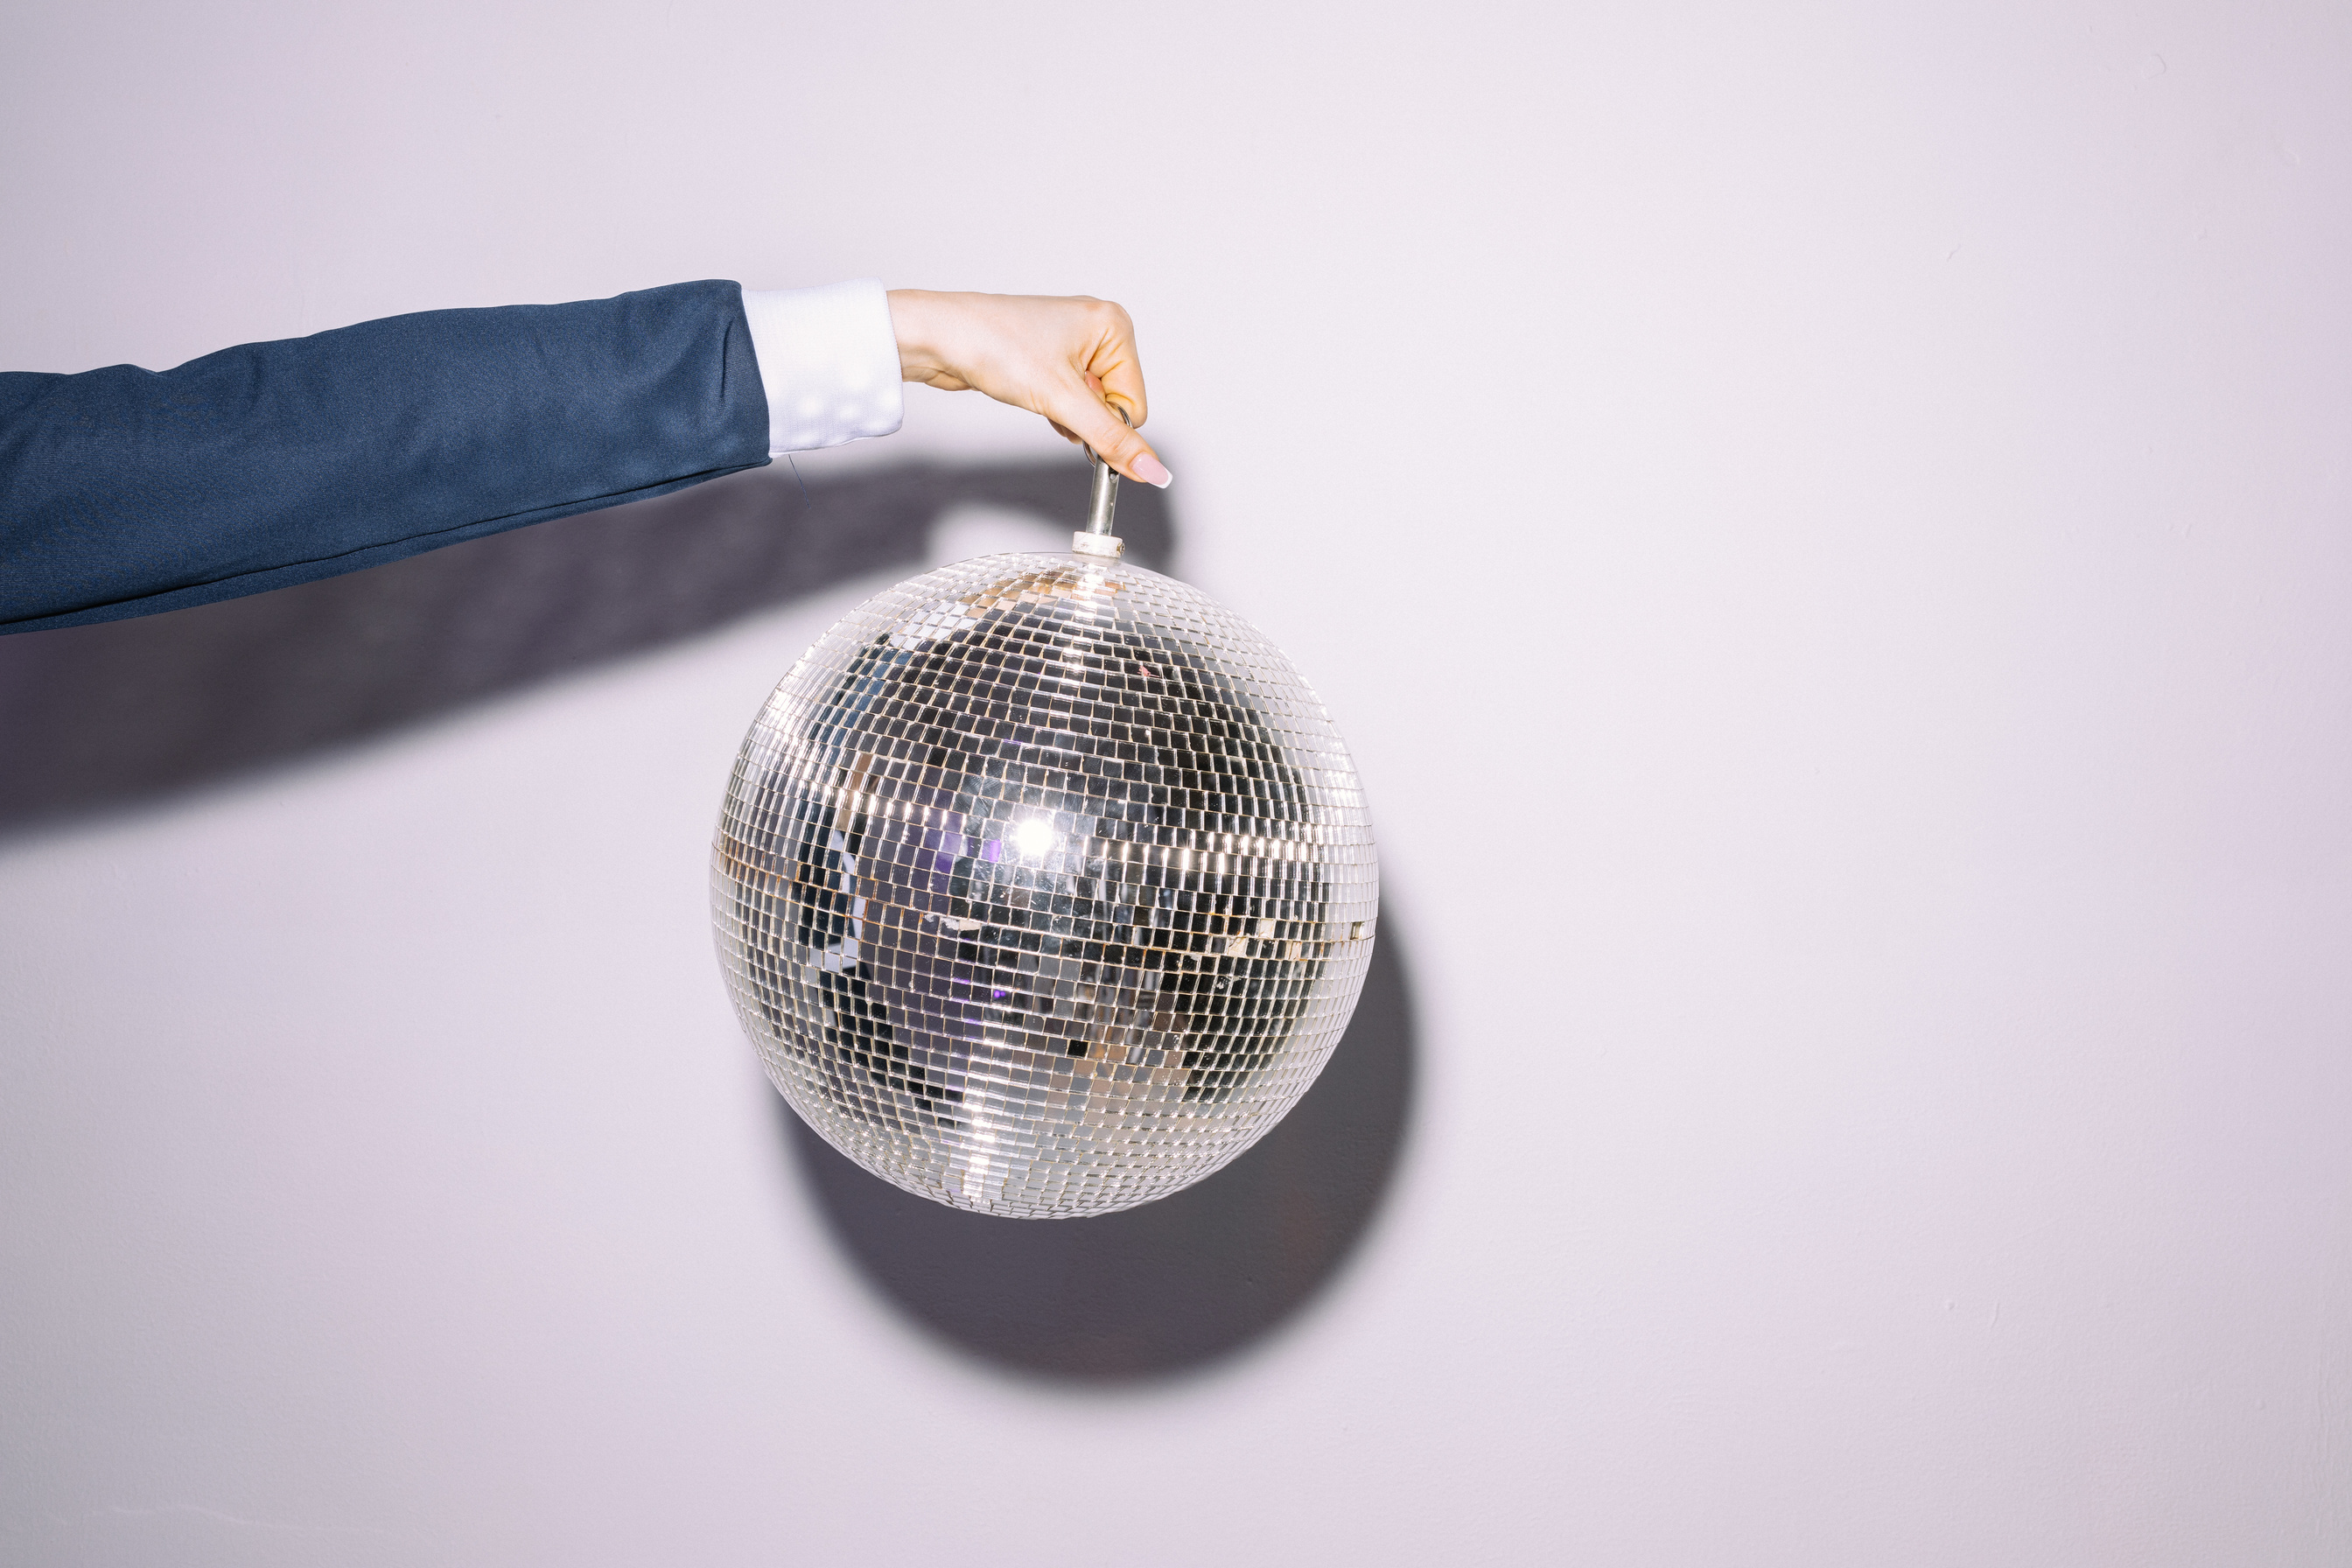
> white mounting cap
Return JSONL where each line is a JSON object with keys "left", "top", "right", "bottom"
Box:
{"left": 1072, "top": 531, "right": 1124, "bottom": 559}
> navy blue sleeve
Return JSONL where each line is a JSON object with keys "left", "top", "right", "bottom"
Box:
{"left": 0, "top": 279, "right": 772, "bottom": 634}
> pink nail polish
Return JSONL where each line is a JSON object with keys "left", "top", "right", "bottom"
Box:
{"left": 1133, "top": 454, "right": 1173, "bottom": 489}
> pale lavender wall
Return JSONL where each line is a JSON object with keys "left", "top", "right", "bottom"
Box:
{"left": 4, "top": 2, "right": 2348, "bottom": 1563}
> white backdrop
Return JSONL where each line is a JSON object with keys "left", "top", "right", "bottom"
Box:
{"left": 4, "top": 1, "right": 2348, "bottom": 1562}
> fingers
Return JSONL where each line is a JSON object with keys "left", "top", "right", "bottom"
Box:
{"left": 1069, "top": 308, "right": 1165, "bottom": 481}
{"left": 1078, "top": 307, "right": 1150, "bottom": 431}
{"left": 1046, "top": 375, "right": 1171, "bottom": 487}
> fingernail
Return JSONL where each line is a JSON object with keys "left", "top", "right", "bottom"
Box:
{"left": 1133, "top": 453, "right": 1173, "bottom": 488}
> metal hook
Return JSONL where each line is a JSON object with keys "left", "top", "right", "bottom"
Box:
{"left": 1082, "top": 404, "right": 1133, "bottom": 536}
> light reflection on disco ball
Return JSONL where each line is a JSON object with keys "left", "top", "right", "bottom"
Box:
{"left": 712, "top": 548, "right": 1378, "bottom": 1217}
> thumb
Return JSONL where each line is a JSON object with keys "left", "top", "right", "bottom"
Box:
{"left": 1046, "top": 378, "right": 1172, "bottom": 489}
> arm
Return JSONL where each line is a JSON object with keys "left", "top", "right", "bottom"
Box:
{"left": 1, "top": 281, "right": 767, "bottom": 634}
{"left": 0, "top": 280, "right": 1167, "bottom": 635}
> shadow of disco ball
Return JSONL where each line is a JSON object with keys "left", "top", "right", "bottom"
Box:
{"left": 712, "top": 547, "right": 1378, "bottom": 1217}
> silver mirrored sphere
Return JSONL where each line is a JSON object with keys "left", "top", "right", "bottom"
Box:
{"left": 712, "top": 549, "right": 1378, "bottom": 1217}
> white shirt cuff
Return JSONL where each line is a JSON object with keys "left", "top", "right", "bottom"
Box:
{"left": 740, "top": 279, "right": 904, "bottom": 454}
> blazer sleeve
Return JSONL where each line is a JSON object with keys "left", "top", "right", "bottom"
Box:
{"left": 0, "top": 279, "right": 771, "bottom": 634}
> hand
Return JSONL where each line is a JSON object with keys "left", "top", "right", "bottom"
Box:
{"left": 886, "top": 290, "right": 1172, "bottom": 487}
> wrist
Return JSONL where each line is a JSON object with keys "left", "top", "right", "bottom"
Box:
{"left": 886, "top": 290, "right": 948, "bottom": 382}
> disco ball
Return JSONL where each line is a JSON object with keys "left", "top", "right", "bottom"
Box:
{"left": 710, "top": 476, "right": 1377, "bottom": 1218}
